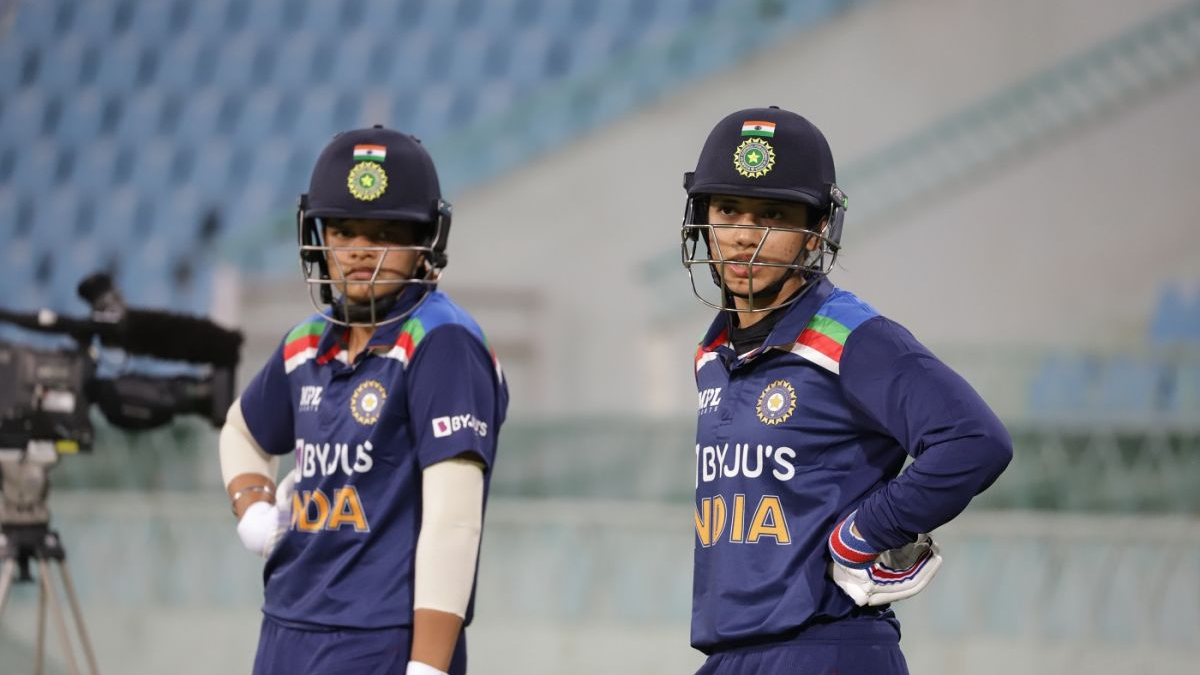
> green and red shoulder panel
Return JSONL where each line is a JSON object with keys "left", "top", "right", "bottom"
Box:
{"left": 378, "top": 312, "right": 503, "bottom": 382}
{"left": 790, "top": 292, "right": 878, "bottom": 375}
{"left": 283, "top": 317, "right": 326, "bottom": 374}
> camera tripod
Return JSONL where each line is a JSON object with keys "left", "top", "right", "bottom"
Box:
{"left": 0, "top": 443, "right": 101, "bottom": 675}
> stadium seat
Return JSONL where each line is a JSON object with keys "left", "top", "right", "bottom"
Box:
{"left": 445, "top": 29, "right": 490, "bottom": 83}
{"left": 480, "top": 34, "right": 513, "bottom": 81}
{"left": 127, "top": 140, "right": 174, "bottom": 194}
{"left": 411, "top": 84, "right": 456, "bottom": 139}
{"left": 0, "top": 188, "right": 17, "bottom": 239}
{"left": 189, "top": 140, "right": 234, "bottom": 196}
{"left": 412, "top": 0, "right": 458, "bottom": 31}
{"left": 1167, "top": 364, "right": 1200, "bottom": 415}
{"left": 127, "top": 0, "right": 172, "bottom": 37}
{"left": 0, "top": 39, "right": 25, "bottom": 92}
{"left": 563, "top": 0, "right": 600, "bottom": 31}
{"left": 97, "top": 93, "right": 125, "bottom": 137}
{"left": 94, "top": 186, "right": 140, "bottom": 247}
{"left": 327, "top": 35, "right": 374, "bottom": 90}
{"left": 9, "top": 0, "right": 56, "bottom": 39}
{"left": 300, "top": 0, "right": 342, "bottom": 32}
{"left": 212, "top": 35, "right": 259, "bottom": 90}
{"left": 74, "top": 140, "right": 119, "bottom": 191}
{"left": 1183, "top": 294, "right": 1200, "bottom": 343}
{"left": 389, "top": 91, "right": 420, "bottom": 132}
{"left": 92, "top": 37, "right": 142, "bottom": 92}
{"left": 1, "top": 90, "right": 48, "bottom": 145}
{"left": 190, "top": 41, "right": 222, "bottom": 89}
{"left": 33, "top": 186, "right": 77, "bottom": 251}
{"left": 114, "top": 89, "right": 165, "bottom": 143}
{"left": 35, "top": 37, "right": 86, "bottom": 93}
{"left": 1028, "top": 353, "right": 1095, "bottom": 417}
{"left": 331, "top": 92, "right": 365, "bottom": 132}
{"left": 271, "top": 38, "right": 318, "bottom": 89}
{"left": 175, "top": 90, "right": 223, "bottom": 143}
{"left": 9, "top": 138, "right": 58, "bottom": 193}
{"left": 154, "top": 35, "right": 203, "bottom": 90}
{"left": 187, "top": 0, "right": 228, "bottom": 34}
{"left": 447, "top": 89, "right": 478, "bottom": 128}
{"left": 233, "top": 89, "right": 283, "bottom": 141}
{"left": 475, "top": 0, "right": 518, "bottom": 29}
{"left": 54, "top": 89, "right": 104, "bottom": 144}
{"left": 512, "top": 0, "right": 544, "bottom": 27}
{"left": 508, "top": 28, "right": 554, "bottom": 87}
{"left": 476, "top": 81, "right": 517, "bottom": 121}
{"left": 1096, "top": 357, "right": 1160, "bottom": 417}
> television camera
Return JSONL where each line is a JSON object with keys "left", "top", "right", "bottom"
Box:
{"left": 0, "top": 272, "right": 243, "bottom": 675}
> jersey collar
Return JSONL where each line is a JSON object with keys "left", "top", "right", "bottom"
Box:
{"left": 314, "top": 286, "right": 430, "bottom": 365}
{"left": 698, "top": 276, "right": 835, "bottom": 364}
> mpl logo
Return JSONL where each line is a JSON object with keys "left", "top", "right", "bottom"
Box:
{"left": 698, "top": 387, "right": 722, "bottom": 414}
{"left": 299, "top": 386, "right": 323, "bottom": 412}
{"left": 431, "top": 414, "right": 488, "bottom": 439}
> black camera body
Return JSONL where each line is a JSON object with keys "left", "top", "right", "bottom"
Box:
{"left": 0, "top": 273, "right": 243, "bottom": 452}
{"left": 0, "top": 344, "right": 94, "bottom": 451}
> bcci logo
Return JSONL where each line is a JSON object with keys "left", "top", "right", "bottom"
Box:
{"left": 756, "top": 379, "right": 796, "bottom": 425}
{"left": 350, "top": 380, "right": 387, "bottom": 425}
{"left": 347, "top": 161, "right": 388, "bottom": 201}
{"left": 733, "top": 138, "right": 775, "bottom": 178}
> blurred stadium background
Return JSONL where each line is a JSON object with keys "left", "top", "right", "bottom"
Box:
{"left": 2, "top": 0, "right": 1199, "bottom": 672}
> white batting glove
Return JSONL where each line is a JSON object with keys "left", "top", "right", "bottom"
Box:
{"left": 406, "top": 662, "right": 449, "bottom": 675}
{"left": 235, "top": 469, "right": 297, "bottom": 558}
{"left": 827, "top": 510, "right": 943, "bottom": 606}
{"left": 830, "top": 532, "right": 943, "bottom": 607}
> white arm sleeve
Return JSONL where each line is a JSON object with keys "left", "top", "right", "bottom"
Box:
{"left": 219, "top": 397, "right": 279, "bottom": 488}
{"left": 412, "top": 458, "right": 485, "bottom": 618}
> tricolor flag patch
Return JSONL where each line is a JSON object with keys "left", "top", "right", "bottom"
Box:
{"left": 283, "top": 320, "right": 325, "bottom": 373}
{"left": 353, "top": 144, "right": 387, "bottom": 162}
{"left": 788, "top": 292, "right": 879, "bottom": 375}
{"left": 741, "top": 121, "right": 776, "bottom": 137}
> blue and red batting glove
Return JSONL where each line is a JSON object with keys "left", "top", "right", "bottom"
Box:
{"left": 828, "top": 511, "right": 880, "bottom": 569}
{"left": 828, "top": 511, "right": 944, "bottom": 606}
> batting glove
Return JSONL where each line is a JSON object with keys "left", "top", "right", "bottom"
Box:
{"left": 828, "top": 511, "right": 943, "bottom": 607}
{"left": 235, "top": 469, "right": 297, "bottom": 558}
{"left": 406, "top": 662, "right": 449, "bottom": 675}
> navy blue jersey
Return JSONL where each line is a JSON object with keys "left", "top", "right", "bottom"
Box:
{"left": 691, "top": 277, "right": 1011, "bottom": 652}
{"left": 239, "top": 291, "right": 508, "bottom": 630}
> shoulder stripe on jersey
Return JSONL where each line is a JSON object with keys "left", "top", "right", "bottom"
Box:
{"left": 790, "top": 292, "right": 878, "bottom": 375}
{"left": 283, "top": 317, "right": 326, "bottom": 374}
{"left": 816, "top": 291, "right": 879, "bottom": 331}
{"left": 376, "top": 315, "right": 504, "bottom": 382}
{"left": 377, "top": 316, "right": 426, "bottom": 366}
{"left": 694, "top": 329, "right": 729, "bottom": 374}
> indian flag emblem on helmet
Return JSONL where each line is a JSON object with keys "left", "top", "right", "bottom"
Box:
{"left": 756, "top": 379, "right": 796, "bottom": 425}
{"left": 348, "top": 161, "right": 388, "bottom": 201}
{"left": 353, "top": 144, "right": 387, "bottom": 162}
{"left": 734, "top": 138, "right": 775, "bottom": 178}
{"left": 351, "top": 380, "right": 387, "bottom": 425}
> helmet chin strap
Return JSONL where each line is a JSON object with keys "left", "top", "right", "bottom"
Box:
{"left": 333, "top": 291, "right": 401, "bottom": 325}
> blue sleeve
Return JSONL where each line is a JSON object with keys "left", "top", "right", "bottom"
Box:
{"left": 839, "top": 317, "right": 1012, "bottom": 550}
{"left": 238, "top": 341, "right": 296, "bottom": 456}
{"left": 406, "top": 325, "right": 506, "bottom": 470}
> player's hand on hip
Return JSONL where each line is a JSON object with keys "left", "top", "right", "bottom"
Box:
{"left": 827, "top": 511, "right": 943, "bottom": 607}
{"left": 236, "top": 469, "right": 297, "bottom": 558}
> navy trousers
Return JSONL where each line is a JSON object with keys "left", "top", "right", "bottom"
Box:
{"left": 695, "top": 620, "right": 908, "bottom": 675}
{"left": 252, "top": 615, "right": 468, "bottom": 675}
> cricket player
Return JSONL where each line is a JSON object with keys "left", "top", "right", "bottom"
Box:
{"left": 682, "top": 107, "right": 1012, "bottom": 673}
{"left": 219, "top": 126, "right": 507, "bottom": 675}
